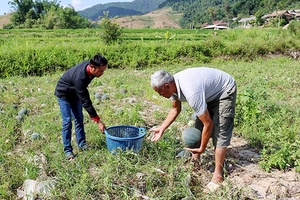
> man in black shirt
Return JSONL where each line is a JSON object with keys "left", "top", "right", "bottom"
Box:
{"left": 54, "top": 53, "right": 108, "bottom": 160}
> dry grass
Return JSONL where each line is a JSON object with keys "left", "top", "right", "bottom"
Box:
{"left": 114, "top": 7, "right": 182, "bottom": 29}
{"left": 0, "top": 14, "right": 11, "bottom": 28}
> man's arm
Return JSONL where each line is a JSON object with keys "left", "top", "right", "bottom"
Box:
{"left": 160, "top": 99, "right": 182, "bottom": 131}
{"left": 150, "top": 99, "right": 182, "bottom": 141}
{"left": 186, "top": 109, "right": 213, "bottom": 154}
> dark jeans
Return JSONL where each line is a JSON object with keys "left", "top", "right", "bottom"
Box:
{"left": 58, "top": 97, "right": 86, "bottom": 154}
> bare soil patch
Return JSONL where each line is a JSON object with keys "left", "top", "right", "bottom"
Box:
{"left": 115, "top": 7, "right": 181, "bottom": 29}
{"left": 0, "top": 14, "right": 11, "bottom": 28}
{"left": 142, "top": 97, "right": 300, "bottom": 199}
{"left": 188, "top": 135, "right": 300, "bottom": 199}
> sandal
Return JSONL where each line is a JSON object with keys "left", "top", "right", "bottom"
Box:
{"left": 204, "top": 181, "right": 222, "bottom": 193}
{"left": 65, "top": 152, "right": 75, "bottom": 160}
{"left": 79, "top": 144, "right": 90, "bottom": 151}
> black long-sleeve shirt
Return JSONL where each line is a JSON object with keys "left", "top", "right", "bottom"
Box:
{"left": 54, "top": 61, "right": 98, "bottom": 118}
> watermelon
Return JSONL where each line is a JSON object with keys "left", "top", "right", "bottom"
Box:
{"left": 31, "top": 132, "right": 41, "bottom": 140}
{"left": 94, "top": 92, "right": 102, "bottom": 100}
{"left": 18, "top": 108, "right": 28, "bottom": 116}
{"left": 176, "top": 149, "right": 192, "bottom": 158}
{"left": 181, "top": 127, "right": 201, "bottom": 148}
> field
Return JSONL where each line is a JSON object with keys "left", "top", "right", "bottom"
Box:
{"left": 115, "top": 7, "right": 182, "bottom": 29}
{"left": 0, "top": 28, "right": 300, "bottom": 199}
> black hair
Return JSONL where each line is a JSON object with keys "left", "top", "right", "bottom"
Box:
{"left": 89, "top": 53, "right": 108, "bottom": 67}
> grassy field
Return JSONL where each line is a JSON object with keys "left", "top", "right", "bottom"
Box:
{"left": 1, "top": 55, "right": 299, "bottom": 199}
{"left": 1, "top": 27, "right": 299, "bottom": 78}
{"left": 0, "top": 27, "right": 299, "bottom": 199}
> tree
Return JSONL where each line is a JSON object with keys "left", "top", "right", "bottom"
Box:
{"left": 100, "top": 12, "right": 123, "bottom": 44}
{"left": 9, "top": 0, "right": 34, "bottom": 25}
{"left": 207, "top": 6, "right": 217, "bottom": 22}
{"left": 33, "top": 0, "right": 60, "bottom": 16}
{"left": 41, "top": 6, "right": 60, "bottom": 29}
{"left": 24, "top": 9, "right": 37, "bottom": 28}
{"left": 8, "top": 0, "right": 90, "bottom": 29}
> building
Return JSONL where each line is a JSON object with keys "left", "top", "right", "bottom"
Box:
{"left": 238, "top": 16, "right": 256, "bottom": 28}
{"left": 262, "top": 10, "right": 300, "bottom": 21}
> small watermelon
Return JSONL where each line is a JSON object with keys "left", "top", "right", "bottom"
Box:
{"left": 31, "top": 132, "right": 41, "bottom": 140}
{"left": 176, "top": 149, "right": 192, "bottom": 158}
{"left": 181, "top": 127, "right": 201, "bottom": 148}
{"left": 18, "top": 108, "right": 28, "bottom": 116}
{"left": 94, "top": 92, "right": 102, "bottom": 100}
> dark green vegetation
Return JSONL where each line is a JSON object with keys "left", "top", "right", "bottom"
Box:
{"left": 100, "top": 14, "right": 123, "bottom": 44}
{"left": 79, "top": 0, "right": 300, "bottom": 28}
{"left": 5, "top": 0, "right": 300, "bottom": 30}
{"left": 160, "top": 0, "right": 300, "bottom": 28}
{"left": 5, "top": 0, "right": 90, "bottom": 29}
{"left": 1, "top": 26, "right": 300, "bottom": 77}
{"left": 79, "top": 0, "right": 166, "bottom": 20}
{"left": 0, "top": 28, "right": 299, "bottom": 199}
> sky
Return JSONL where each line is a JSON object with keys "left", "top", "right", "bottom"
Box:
{"left": 0, "top": 0, "right": 134, "bottom": 15}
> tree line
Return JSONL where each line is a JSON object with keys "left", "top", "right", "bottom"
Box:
{"left": 160, "top": 0, "right": 300, "bottom": 28}
{"left": 5, "top": 0, "right": 166, "bottom": 29}
{"left": 78, "top": 0, "right": 166, "bottom": 20}
{"left": 5, "top": 0, "right": 300, "bottom": 29}
{"left": 5, "top": 0, "right": 91, "bottom": 29}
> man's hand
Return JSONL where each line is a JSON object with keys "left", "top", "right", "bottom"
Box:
{"left": 149, "top": 127, "right": 164, "bottom": 141}
{"left": 185, "top": 147, "right": 204, "bottom": 160}
{"left": 97, "top": 121, "right": 106, "bottom": 133}
{"left": 185, "top": 147, "right": 202, "bottom": 154}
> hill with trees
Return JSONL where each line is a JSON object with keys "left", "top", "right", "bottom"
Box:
{"left": 115, "top": 7, "right": 182, "bottom": 29}
{"left": 78, "top": 0, "right": 167, "bottom": 21}
{"left": 159, "top": 0, "right": 300, "bottom": 28}
{"left": 3, "top": 0, "right": 300, "bottom": 29}
{"left": 78, "top": 0, "right": 300, "bottom": 28}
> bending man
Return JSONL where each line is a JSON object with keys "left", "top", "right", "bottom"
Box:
{"left": 149, "top": 67, "right": 237, "bottom": 191}
{"left": 54, "top": 53, "right": 108, "bottom": 160}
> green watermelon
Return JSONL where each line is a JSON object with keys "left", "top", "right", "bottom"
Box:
{"left": 176, "top": 149, "right": 192, "bottom": 158}
{"left": 181, "top": 127, "right": 201, "bottom": 148}
{"left": 18, "top": 108, "right": 28, "bottom": 116}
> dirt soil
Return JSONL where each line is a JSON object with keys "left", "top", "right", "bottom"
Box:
{"left": 0, "top": 14, "right": 11, "bottom": 28}
{"left": 143, "top": 102, "right": 300, "bottom": 199}
{"left": 115, "top": 7, "right": 181, "bottom": 29}
{"left": 189, "top": 135, "right": 300, "bottom": 199}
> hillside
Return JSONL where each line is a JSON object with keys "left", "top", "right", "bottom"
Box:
{"left": 115, "top": 7, "right": 181, "bottom": 29}
{"left": 0, "top": 14, "right": 11, "bottom": 28}
{"left": 78, "top": 0, "right": 166, "bottom": 21}
{"left": 161, "top": 0, "right": 300, "bottom": 28}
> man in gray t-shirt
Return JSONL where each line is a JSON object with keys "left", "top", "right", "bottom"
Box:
{"left": 150, "top": 67, "right": 237, "bottom": 192}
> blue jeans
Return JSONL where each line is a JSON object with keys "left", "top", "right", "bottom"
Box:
{"left": 58, "top": 97, "right": 86, "bottom": 154}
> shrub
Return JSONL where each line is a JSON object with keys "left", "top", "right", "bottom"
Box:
{"left": 287, "top": 20, "right": 300, "bottom": 35}
{"left": 99, "top": 13, "right": 123, "bottom": 44}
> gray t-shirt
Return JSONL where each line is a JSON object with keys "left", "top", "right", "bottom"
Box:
{"left": 171, "top": 67, "right": 235, "bottom": 116}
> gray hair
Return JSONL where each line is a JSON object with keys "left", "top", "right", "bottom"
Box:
{"left": 150, "top": 70, "right": 174, "bottom": 88}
